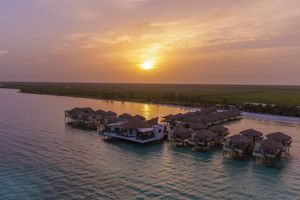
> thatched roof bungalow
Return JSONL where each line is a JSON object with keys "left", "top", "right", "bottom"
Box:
{"left": 240, "top": 129, "right": 263, "bottom": 142}
{"left": 210, "top": 125, "right": 229, "bottom": 136}
{"left": 188, "top": 122, "right": 207, "bottom": 131}
{"left": 118, "top": 113, "right": 133, "bottom": 121}
{"left": 173, "top": 126, "right": 191, "bottom": 140}
{"left": 172, "top": 126, "right": 191, "bottom": 146}
{"left": 223, "top": 134, "right": 253, "bottom": 158}
{"left": 146, "top": 117, "right": 159, "bottom": 126}
{"left": 162, "top": 114, "right": 174, "bottom": 121}
{"left": 66, "top": 107, "right": 95, "bottom": 119}
{"left": 105, "top": 111, "right": 117, "bottom": 116}
{"left": 100, "top": 111, "right": 118, "bottom": 124}
{"left": 193, "top": 130, "right": 218, "bottom": 150}
{"left": 95, "top": 109, "right": 106, "bottom": 115}
{"left": 132, "top": 115, "right": 146, "bottom": 121}
{"left": 266, "top": 132, "right": 292, "bottom": 146}
{"left": 64, "top": 107, "right": 98, "bottom": 129}
{"left": 252, "top": 138, "right": 284, "bottom": 161}
{"left": 261, "top": 139, "right": 283, "bottom": 158}
{"left": 121, "top": 119, "right": 151, "bottom": 130}
{"left": 229, "top": 135, "right": 252, "bottom": 150}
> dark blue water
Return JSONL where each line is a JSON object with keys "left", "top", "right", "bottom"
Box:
{"left": 0, "top": 89, "right": 300, "bottom": 199}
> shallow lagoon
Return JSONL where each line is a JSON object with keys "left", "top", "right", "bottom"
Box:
{"left": 0, "top": 89, "right": 300, "bottom": 199}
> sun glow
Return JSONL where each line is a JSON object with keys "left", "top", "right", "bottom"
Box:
{"left": 140, "top": 60, "right": 155, "bottom": 70}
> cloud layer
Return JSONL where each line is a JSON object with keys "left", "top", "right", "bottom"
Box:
{"left": 0, "top": 0, "right": 300, "bottom": 84}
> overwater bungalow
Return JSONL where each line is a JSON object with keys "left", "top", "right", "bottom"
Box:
{"left": 266, "top": 132, "right": 292, "bottom": 154}
{"left": 132, "top": 114, "right": 146, "bottom": 121}
{"left": 193, "top": 130, "right": 218, "bottom": 151}
{"left": 97, "top": 111, "right": 118, "bottom": 131}
{"left": 200, "top": 106, "right": 218, "bottom": 114}
{"left": 95, "top": 109, "right": 106, "bottom": 116}
{"left": 103, "top": 119, "right": 165, "bottom": 144}
{"left": 223, "top": 134, "right": 253, "bottom": 159}
{"left": 65, "top": 107, "right": 94, "bottom": 121}
{"left": 146, "top": 117, "right": 159, "bottom": 126}
{"left": 252, "top": 138, "right": 284, "bottom": 161}
{"left": 186, "top": 122, "right": 207, "bottom": 145}
{"left": 162, "top": 114, "right": 182, "bottom": 138}
{"left": 209, "top": 125, "right": 229, "bottom": 144}
{"left": 188, "top": 122, "right": 207, "bottom": 131}
{"left": 118, "top": 113, "right": 134, "bottom": 122}
{"left": 163, "top": 113, "right": 184, "bottom": 124}
{"left": 240, "top": 129, "right": 263, "bottom": 142}
{"left": 163, "top": 107, "right": 242, "bottom": 135}
{"left": 171, "top": 126, "right": 192, "bottom": 146}
{"left": 65, "top": 107, "right": 98, "bottom": 129}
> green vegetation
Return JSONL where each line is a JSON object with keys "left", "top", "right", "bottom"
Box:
{"left": 1, "top": 82, "right": 300, "bottom": 117}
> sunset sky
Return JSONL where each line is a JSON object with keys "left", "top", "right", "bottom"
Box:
{"left": 0, "top": 0, "right": 300, "bottom": 84}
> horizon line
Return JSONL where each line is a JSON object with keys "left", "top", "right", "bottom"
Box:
{"left": 1, "top": 81, "right": 300, "bottom": 87}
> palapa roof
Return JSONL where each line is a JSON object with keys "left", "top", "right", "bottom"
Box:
{"left": 194, "top": 130, "right": 217, "bottom": 142}
{"left": 70, "top": 107, "right": 95, "bottom": 114}
{"left": 189, "top": 122, "right": 207, "bottom": 130}
{"left": 162, "top": 114, "right": 174, "bottom": 119}
{"left": 240, "top": 129, "right": 263, "bottom": 138}
{"left": 121, "top": 119, "right": 151, "bottom": 130}
{"left": 132, "top": 115, "right": 146, "bottom": 121}
{"left": 146, "top": 117, "right": 159, "bottom": 126}
{"left": 104, "top": 111, "right": 117, "bottom": 117}
{"left": 200, "top": 106, "right": 218, "bottom": 113}
{"left": 173, "top": 126, "right": 191, "bottom": 139}
{"left": 182, "top": 111, "right": 199, "bottom": 118}
{"left": 162, "top": 113, "right": 184, "bottom": 121}
{"left": 266, "top": 132, "right": 292, "bottom": 143}
{"left": 210, "top": 125, "right": 228, "bottom": 133}
{"left": 228, "top": 134, "right": 252, "bottom": 147}
{"left": 95, "top": 109, "right": 106, "bottom": 115}
{"left": 261, "top": 138, "right": 283, "bottom": 155}
{"left": 182, "top": 116, "right": 200, "bottom": 123}
{"left": 118, "top": 113, "right": 133, "bottom": 119}
{"left": 67, "top": 107, "right": 95, "bottom": 118}
{"left": 172, "top": 113, "right": 184, "bottom": 121}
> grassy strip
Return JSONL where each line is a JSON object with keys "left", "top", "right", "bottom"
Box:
{"left": 1, "top": 82, "right": 300, "bottom": 117}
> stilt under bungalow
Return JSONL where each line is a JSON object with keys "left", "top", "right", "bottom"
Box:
{"left": 171, "top": 126, "right": 192, "bottom": 146}
{"left": 266, "top": 132, "right": 292, "bottom": 156}
{"left": 223, "top": 134, "right": 253, "bottom": 159}
{"left": 253, "top": 138, "right": 284, "bottom": 163}
{"left": 193, "top": 130, "right": 218, "bottom": 151}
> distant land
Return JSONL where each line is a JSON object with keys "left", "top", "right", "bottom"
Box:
{"left": 1, "top": 82, "right": 300, "bottom": 117}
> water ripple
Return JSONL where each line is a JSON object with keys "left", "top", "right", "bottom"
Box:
{"left": 1, "top": 89, "right": 300, "bottom": 199}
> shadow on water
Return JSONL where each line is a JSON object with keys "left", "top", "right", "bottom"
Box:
{"left": 253, "top": 156, "right": 292, "bottom": 171}
{"left": 168, "top": 144, "right": 222, "bottom": 162}
{"left": 103, "top": 139, "right": 165, "bottom": 156}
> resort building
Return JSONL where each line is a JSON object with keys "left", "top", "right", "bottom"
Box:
{"left": 65, "top": 107, "right": 98, "bottom": 130}
{"left": 209, "top": 125, "right": 229, "bottom": 144}
{"left": 65, "top": 107, "right": 293, "bottom": 164}
{"left": 102, "top": 117, "right": 165, "bottom": 144}
{"left": 240, "top": 129, "right": 263, "bottom": 142}
{"left": 193, "top": 130, "right": 218, "bottom": 151}
{"left": 252, "top": 138, "right": 284, "bottom": 161}
{"left": 266, "top": 132, "right": 292, "bottom": 155}
{"left": 171, "top": 126, "right": 192, "bottom": 146}
{"left": 223, "top": 134, "right": 253, "bottom": 159}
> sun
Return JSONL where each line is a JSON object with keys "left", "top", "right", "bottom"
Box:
{"left": 140, "top": 60, "right": 155, "bottom": 70}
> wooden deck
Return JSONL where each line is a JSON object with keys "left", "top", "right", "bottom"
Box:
{"left": 103, "top": 132, "right": 160, "bottom": 144}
